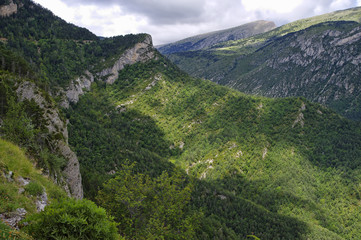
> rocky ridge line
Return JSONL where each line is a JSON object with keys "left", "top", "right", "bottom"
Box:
{"left": 61, "top": 34, "right": 156, "bottom": 108}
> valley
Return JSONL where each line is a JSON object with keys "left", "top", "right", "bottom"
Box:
{"left": 1, "top": 0, "right": 361, "bottom": 239}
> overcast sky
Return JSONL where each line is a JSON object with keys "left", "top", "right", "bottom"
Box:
{"left": 32, "top": 0, "right": 361, "bottom": 45}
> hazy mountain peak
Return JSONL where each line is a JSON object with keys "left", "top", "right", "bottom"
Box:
{"left": 157, "top": 20, "right": 276, "bottom": 54}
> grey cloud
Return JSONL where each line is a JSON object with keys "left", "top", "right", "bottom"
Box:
{"left": 55, "top": 0, "right": 360, "bottom": 44}
{"left": 61, "top": 0, "right": 210, "bottom": 24}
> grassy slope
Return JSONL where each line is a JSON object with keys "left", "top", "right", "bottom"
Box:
{"left": 0, "top": 138, "right": 66, "bottom": 214}
{"left": 215, "top": 6, "right": 361, "bottom": 52}
{"left": 68, "top": 57, "right": 361, "bottom": 239}
{"left": 0, "top": 138, "right": 68, "bottom": 239}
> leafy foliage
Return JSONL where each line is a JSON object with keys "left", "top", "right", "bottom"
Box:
{"left": 166, "top": 8, "right": 361, "bottom": 120}
{"left": 0, "top": 137, "right": 67, "bottom": 216}
{"left": 0, "top": 71, "right": 67, "bottom": 176}
{"left": 0, "top": 0, "right": 148, "bottom": 89}
{"left": 24, "top": 198, "right": 120, "bottom": 240}
{"left": 0, "top": 0, "right": 97, "bottom": 41}
{"left": 97, "top": 162, "right": 201, "bottom": 240}
{"left": 68, "top": 58, "right": 361, "bottom": 239}
{"left": 2, "top": 2, "right": 361, "bottom": 239}
{"left": 24, "top": 181, "right": 43, "bottom": 196}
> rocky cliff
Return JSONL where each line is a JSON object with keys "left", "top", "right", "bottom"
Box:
{"left": 0, "top": 0, "right": 18, "bottom": 17}
{"left": 226, "top": 21, "right": 361, "bottom": 119}
{"left": 61, "top": 35, "right": 157, "bottom": 108}
{"left": 99, "top": 34, "right": 156, "bottom": 84}
{"left": 16, "top": 81, "right": 83, "bottom": 198}
{"left": 164, "top": 7, "right": 361, "bottom": 120}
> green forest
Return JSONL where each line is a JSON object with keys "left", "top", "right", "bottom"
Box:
{"left": 1, "top": 0, "right": 361, "bottom": 239}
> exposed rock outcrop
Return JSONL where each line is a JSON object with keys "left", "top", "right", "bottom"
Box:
{"left": 61, "top": 35, "right": 156, "bottom": 107}
{"left": 0, "top": 0, "right": 18, "bottom": 17}
{"left": 0, "top": 208, "right": 26, "bottom": 229}
{"left": 225, "top": 22, "right": 361, "bottom": 120}
{"left": 17, "top": 82, "right": 68, "bottom": 141}
{"left": 57, "top": 141, "right": 83, "bottom": 199}
{"left": 16, "top": 81, "right": 83, "bottom": 199}
{"left": 99, "top": 34, "right": 156, "bottom": 84}
{"left": 63, "top": 70, "right": 94, "bottom": 108}
{"left": 36, "top": 189, "right": 48, "bottom": 212}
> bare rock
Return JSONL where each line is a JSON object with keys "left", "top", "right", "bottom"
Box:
{"left": 99, "top": 35, "right": 156, "bottom": 84}
{"left": 58, "top": 141, "right": 83, "bottom": 199}
{"left": 64, "top": 71, "right": 94, "bottom": 106}
{"left": 0, "top": 0, "right": 17, "bottom": 17}
{"left": 16, "top": 81, "right": 83, "bottom": 199}
{"left": 62, "top": 35, "right": 156, "bottom": 107}
{"left": 36, "top": 191, "right": 48, "bottom": 212}
{"left": 5, "top": 171, "right": 13, "bottom": 182}
{"left": 0, "top": 208, "right": 27, "bottom": 229}
{"left": 17, "top": 176, "right": 30, "bottom": 186}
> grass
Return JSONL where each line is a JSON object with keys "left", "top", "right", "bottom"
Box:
{"left": 0, "top": 138, "right": 66, "bottom": 215}
{"left": 0, "top": 221, "right": 33, "bottom": 240}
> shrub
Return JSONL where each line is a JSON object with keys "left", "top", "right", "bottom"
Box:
{"left": 24, "top": 181, "right": 43, "bottom": 196}
{"left": 24, "top": 198, "right": 120, "bottom": 240}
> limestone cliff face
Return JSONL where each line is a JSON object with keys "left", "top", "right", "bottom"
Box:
{"left": 99, "top": 34, "right": 156, "bottom": 84}
{"left": 61, "top": 35, "right": 156, "bottom": 107}
{"left": 0, "top": 0, "right": 18, "bottom": 17}
{"left": 61, "top": 71, "right": 94, "bottom": 108}
{"left": 223, "top": 21, "right": 361, "bottom": 119}
{"left": 16, "top": 81, "right": 83, "bottom": 199}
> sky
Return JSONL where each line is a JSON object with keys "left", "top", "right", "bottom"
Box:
{"left": 32, "top": 0, "right": 361, "bottom": 45}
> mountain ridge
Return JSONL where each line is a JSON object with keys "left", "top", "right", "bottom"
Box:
{"left": 2, "top": 1, "right": 361, "bottom": 239}
{"left": 165, "top": 7, "right": 361, "bottom": 120}
{"left": 157, "top": 20, "right": 276, "bottom": 54}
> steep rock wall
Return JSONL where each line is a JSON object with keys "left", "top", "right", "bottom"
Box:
{"left": 16, "top": 81, "right": 83, "bottom": 199}
{"left": 61, "top": 35, "right": 156, "bottom": 108}
{"left": 98, "top": 34, "right": 156, "bottom": 84}
{"left": 0, "top": 0, "right": 18, "bottom": 17}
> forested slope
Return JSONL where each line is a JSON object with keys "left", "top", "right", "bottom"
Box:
{"left": 1, "top": 0, "right": 361, "bottom": 239}
{"left": 166, "top": 7, "right": 361, "bottom": 120}
{"left": 67, "top": 56, "right": 361, "bottom": 239}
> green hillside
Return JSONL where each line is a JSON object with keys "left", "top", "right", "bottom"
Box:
{"left": 67, "top": 57, "right": 361, "bottom": 239}
{"left": 1, "top": 0, "right": 361, "bottom": 239}
{"left": 167, "top": 7, "right": 361, "bottom": 120}
{"left": 0, "top": 138, "right": 67, "bottom": 240}
{"left": 157, "top": 20, "right": 276, "bottom": 54}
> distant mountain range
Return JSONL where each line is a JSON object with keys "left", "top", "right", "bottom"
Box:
{"left": 157, "top": 20, "right": 276, "bottom": 54}
{"left": 164, "top": 7, "right": 361, "bottom": 120}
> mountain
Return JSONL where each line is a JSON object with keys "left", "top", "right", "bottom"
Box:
{"left": 157, "top": 20, "right": 276, "bottom": 54}
{"left": 166, "top": 7, "right": 361, "bottom": 120}
{"left": 2, "top": 0, "right": 361, "bottom": 239}
{"left": 67, "top": 52, "right": 361, "bottom": 239}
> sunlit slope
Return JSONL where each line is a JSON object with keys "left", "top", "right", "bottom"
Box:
{"left": 68, "top": 57, "right": 361, "bottom": 239}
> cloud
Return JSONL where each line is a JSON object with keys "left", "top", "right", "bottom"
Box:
{"left": 33, "top": 0, "right": 360, "bottom": 45}
{"left": 60, "top": 0, "right": 209, "bottom": 25}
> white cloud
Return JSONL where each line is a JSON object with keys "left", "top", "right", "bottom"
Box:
{"left": 32, "top": 0, "right": 361, "bottom": 45}
{"left": 33, "top": 0, "right": 76, "bottom": 23}
{"left": 242, "top": 0, "right": 302, "bottom": 13}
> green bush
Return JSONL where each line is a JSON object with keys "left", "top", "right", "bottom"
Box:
{"left": 24, "top": 181, "right": 43, "bottom": 196}
{"left": 24, "top": 198, "right": 120, "bottom": 240}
